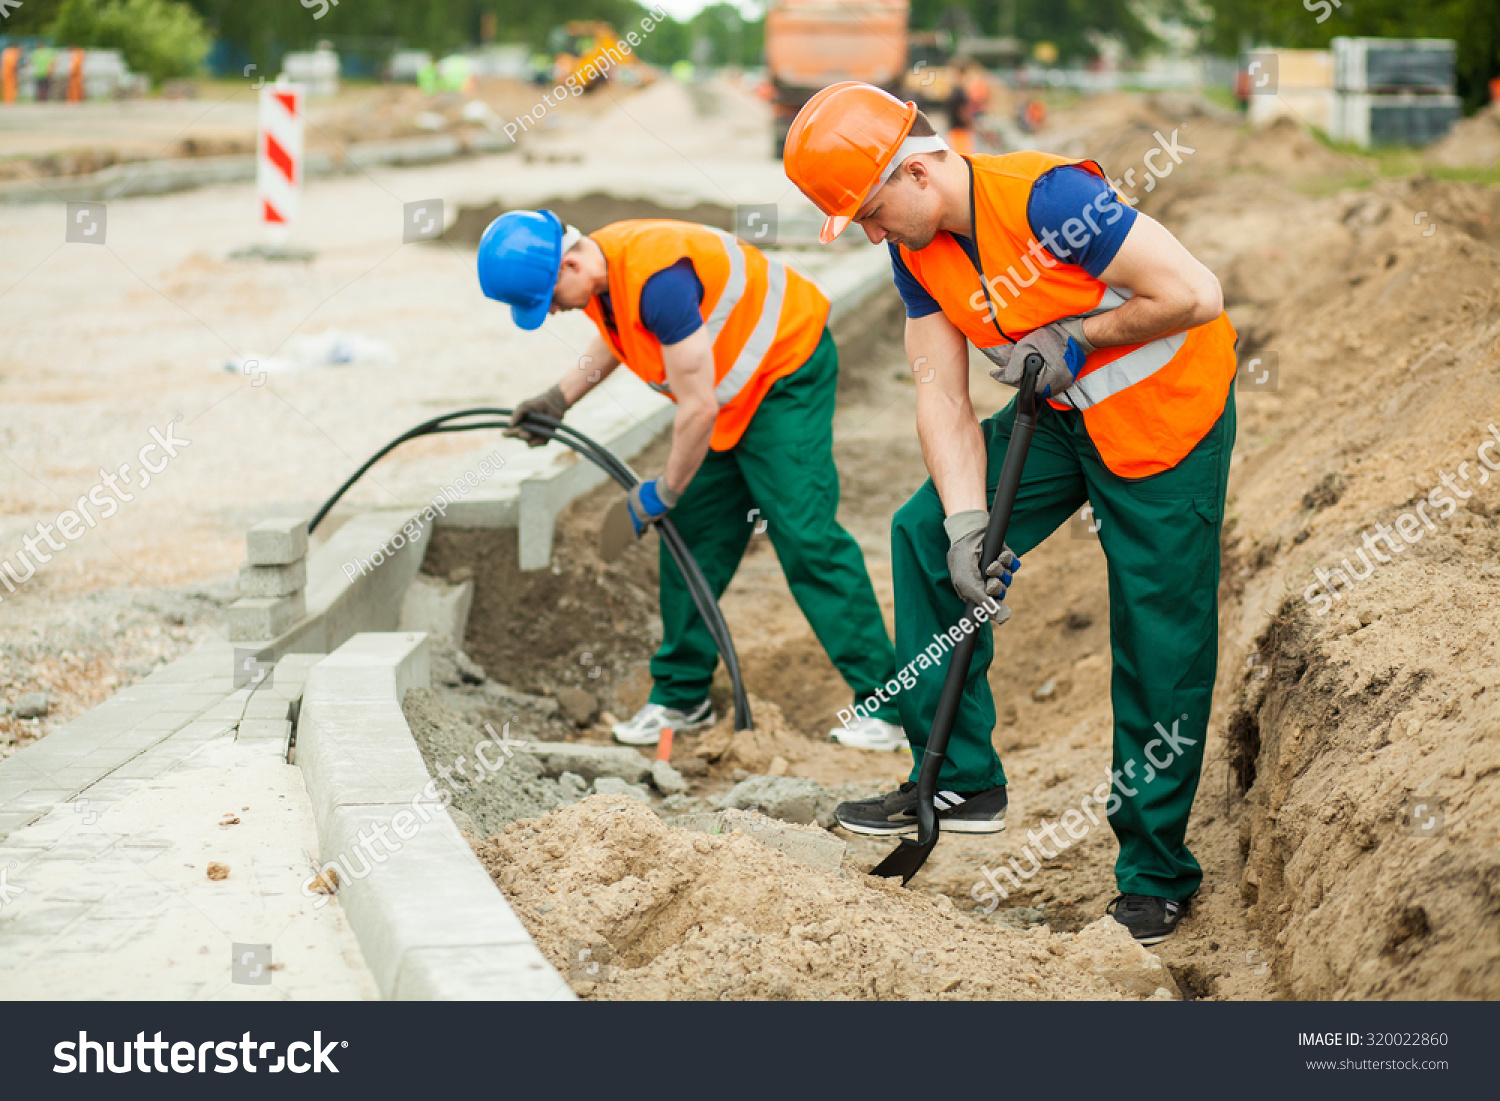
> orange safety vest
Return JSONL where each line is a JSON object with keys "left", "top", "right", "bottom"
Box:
{"left": 1, "top": 49, "right": 16, "bottom": 104}
{"left": 899, "top": 151, "right": 1237, "bottom": 479}
{"left": 68, "top": 48, "right": 84, "bottom": 103}
{"left": 584, "top": 220, "right": 830, "bottom": 451}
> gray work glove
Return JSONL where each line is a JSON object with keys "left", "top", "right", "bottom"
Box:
{"left": 944, "top": 509, "right": 1019, "bottom": 618}
{"left": 503, "top": 383, "right": 570, "bottom": 447}
{"left": 983, "top": 318, "right": 1094, "bottom": 400}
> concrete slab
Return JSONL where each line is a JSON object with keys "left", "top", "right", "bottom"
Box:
{"left": 0, "top": 737, "right": 379, "bottom": 1000}
{"left": 297, "top": 633, "right": 570, "bottom": 999}
{"left": 668, "top": 808, "right": 847, "bottom": 875}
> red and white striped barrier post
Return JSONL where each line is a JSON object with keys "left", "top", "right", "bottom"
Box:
{"left": 257, "top": 81, "right": 304, "bottom": 244}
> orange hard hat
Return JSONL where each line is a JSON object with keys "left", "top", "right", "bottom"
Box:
{"left": 784, "top": 81, "right": 919, "bottom": 244}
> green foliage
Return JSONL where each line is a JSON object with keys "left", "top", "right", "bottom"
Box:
{"left": 48, "top": 0, "right": 211, "bottom": 84}
{"left": 1196, "top": 0, "right": 1499, "bottom": 109}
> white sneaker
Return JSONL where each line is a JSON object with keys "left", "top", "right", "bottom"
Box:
{"left": 612, "top": 699, "right": 714, "bottom": 746}
{"left": 830, "top": 715, "right": 909, "bottom": 752}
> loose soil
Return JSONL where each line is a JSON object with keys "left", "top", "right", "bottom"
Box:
{"left": 476, "top": 796, "right": 1181, "bottom": 1001}
{"left": 441, "top": 94, "right": 1500, "bottom": 1000}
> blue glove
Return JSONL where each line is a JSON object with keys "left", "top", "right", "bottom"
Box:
{"left": 626, "top": 477, "right": 679, "bottom": 535}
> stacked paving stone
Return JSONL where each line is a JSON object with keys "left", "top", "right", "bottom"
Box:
{"left": 228, "top": 518, "right": 309, "bottom": 642}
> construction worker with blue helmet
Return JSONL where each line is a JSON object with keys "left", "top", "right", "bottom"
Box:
{"left": 478, "top": 208, "right": 906, "bottom": 752}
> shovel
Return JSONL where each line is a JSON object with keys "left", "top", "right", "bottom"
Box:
{"left": 871, "top": 352, "right": 1047, "bottom": 885}
{"left": 599, "top": 495, "right": 641, "bottom": 562}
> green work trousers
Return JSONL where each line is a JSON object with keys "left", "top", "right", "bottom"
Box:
{"left": 890, "top": 389, "right": 1236, "bottom": 900}
{"left": 650, "top": 327, "right": 899, "bottom": 724}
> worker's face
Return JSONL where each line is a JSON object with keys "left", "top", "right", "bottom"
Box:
{"left": 550, "top": 253, "right": 593, "bottom": 314}
{"left": 852, "top": 160, "right": 941, "bottom": 250}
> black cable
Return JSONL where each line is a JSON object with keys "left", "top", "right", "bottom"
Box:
{"left": 417, "top": 420, "right": 746, "bottom": 714}
{"left": 309, "top": 408, "right": 752, "bottom": 731}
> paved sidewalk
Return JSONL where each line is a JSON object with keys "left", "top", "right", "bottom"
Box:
{"left": 0, "top": 650, "right": 377, "bottom": 1000}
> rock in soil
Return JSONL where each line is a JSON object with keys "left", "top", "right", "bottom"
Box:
{"left": 649, "top": 759, "right": 687, "bottom": 796}
{"left": 13, "top": 692, "right": 49, "bottom": 719}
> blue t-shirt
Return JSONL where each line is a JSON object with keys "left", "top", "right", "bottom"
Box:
{"left": 599, "top": 257, "right": 705, "bottom": 345}
{"left": 890, "top": 164, "right": 1137, "bottom": 320}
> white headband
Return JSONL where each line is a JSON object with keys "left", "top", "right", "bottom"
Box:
{"left": 560, "top": 225, "right": 583, "bottom": 253}
{"left": 868, "top": 134, "right": 950, "bottom": 200}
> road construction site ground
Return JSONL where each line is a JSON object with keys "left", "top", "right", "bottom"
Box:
{"left": 4, "top": 81, "right": 1498, "bottom": 999}
{"left": 0, "top": 76, "right": 824, "bottom": 755}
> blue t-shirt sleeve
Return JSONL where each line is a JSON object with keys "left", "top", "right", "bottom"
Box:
{"left": 1027, "top": 165, "right": 1137, "bottom": 277}
{"left": 889, "top": 243, "right": 942, "bottom": 319}
{"left": 638, "top": 258, "right": 705, "bottom": 345}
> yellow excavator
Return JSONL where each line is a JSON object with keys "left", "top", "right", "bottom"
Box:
{"left": 554, "top": 21, "right": 654, "bottom": 91}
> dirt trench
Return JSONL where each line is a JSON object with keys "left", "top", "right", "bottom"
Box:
{"left": 421, "top": 99, "right": 1500, "bottom": 1000}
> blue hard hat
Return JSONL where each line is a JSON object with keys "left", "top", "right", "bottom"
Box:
{"left": 476, "top": 209, "right": 564, "bottom": 331}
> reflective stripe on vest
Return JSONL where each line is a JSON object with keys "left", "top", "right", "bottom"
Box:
{"left": 707, "top": 229, "right": 788, "bottom": 406}
{"left": 1053, "top": 331, "right": 1186, "bottom": 412}
{"left": 651, "top": 230, "right": 789, "bottom": 405}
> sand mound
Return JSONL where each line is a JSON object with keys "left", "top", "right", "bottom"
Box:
{"left": 477, "top": 796, "right": 1169, "bottom": 1000}
{"left": 1229, "top": 116, "right": 1358, "bottom": 178}
{"left": 692, "top": 694, "right": 810, "bottom": 774}
{"left": 1429, "top": 103, "right": 1500, "bottom": 168}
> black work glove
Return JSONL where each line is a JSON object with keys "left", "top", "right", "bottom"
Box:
{"left": 503, "top": 383, "right": 570, "bottom": 448}
{"left": 943, "top": 509, "right": 1019, "bottom": 619}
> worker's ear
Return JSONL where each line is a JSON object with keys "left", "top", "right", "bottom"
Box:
{"left": 906, "top": 157, "right": 932, "bottom": 188}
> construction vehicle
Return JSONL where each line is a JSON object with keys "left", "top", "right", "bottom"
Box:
{"left": 553, "top": 21, "right": 652, "bottom": 91}
{"left": 902, "top": 30, "right": 959, "bottom": 111}
{"left": 765, "top": 0, "right": 908, "bottom": 157}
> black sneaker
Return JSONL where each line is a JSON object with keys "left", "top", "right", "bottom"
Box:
{"left": 1107, "top": 893, "right": 1188, "bottom": 945}
{"left": 834, "top": 782, "right": 1008, "bottom": 837}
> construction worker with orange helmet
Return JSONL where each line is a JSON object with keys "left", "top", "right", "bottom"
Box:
{"left": 783, "top": 82, "right": 1237, "bottom": 944}
{"left": 477, "top": 212, "right": 906, "bottom": 752}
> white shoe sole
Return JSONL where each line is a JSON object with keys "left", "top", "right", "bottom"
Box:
{"left": 830, "top": 736, "right": 911, "bottom": 753}
{"left": 836, "top": 816, "right": 1006, "bottom": 837}
{"left": 613, "top": 713, "right": 715, "bottom": 746}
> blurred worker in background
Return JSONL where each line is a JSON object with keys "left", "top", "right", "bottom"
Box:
{"left": 477, "top": 212, "right": 906, "bottom": 752}
{"left": 784, "top": 83, "right": 1237, "bottom": 945}
{"left": 945, "top": 62, "right": 975, "bottom": 156}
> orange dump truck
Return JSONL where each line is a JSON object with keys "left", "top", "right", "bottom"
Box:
{"left": 766, "top": 0, "right": 909, "bottom": 156}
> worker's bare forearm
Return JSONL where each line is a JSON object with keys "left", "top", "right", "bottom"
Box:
{"left": 556, "top": 336, "right": 620, "bottom": 405}
{"left": 918, "top": 391, "right": 989, "bottom": 516}
{"left": 1085, "top": 212, "right": 1223, "bottom": 348}
{"left": 663, "top": 401, "right": 716, "bottom": 494}
{"left": 907, "top": 312, "right": 987, "bottom": 516}
{"left": 659, "top": 327, "right": 719, "bottom": 495}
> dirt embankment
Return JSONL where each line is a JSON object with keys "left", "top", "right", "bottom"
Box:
{"left": 435, "top": 96, "right": 1499, "bottom": 1000}
{"left": 1141, "top": 108, "right": 1500, "bottom": 998}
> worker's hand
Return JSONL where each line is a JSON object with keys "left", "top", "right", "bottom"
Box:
{"left": 626, "top": 477, "right": 679, "bottom": 536}
{"left": 944, "top": 509, "right": 1019, "bottom": 617}
{"left": 984, "top": 318, "right": 1094, "bottom": 400}
{"left": 503, "top": 384, "right": 571, "bottom": 448}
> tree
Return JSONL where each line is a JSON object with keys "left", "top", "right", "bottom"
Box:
{"left": 1197, "top": 0, "right": 1498, "bottom": 109}
{"left": 49, "top": 0, "right": 211, "bottom": 85}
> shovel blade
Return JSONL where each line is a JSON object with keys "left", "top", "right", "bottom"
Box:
{"left": 869, "top": 830, "right": 938, "bottom": 886}
{"left": 599, "top": 497, "right": 640, "bottom": 562}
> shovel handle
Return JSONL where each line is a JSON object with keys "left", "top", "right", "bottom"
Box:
{"left": 911, "top": 353, "right": 1047, "bottom": 845}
